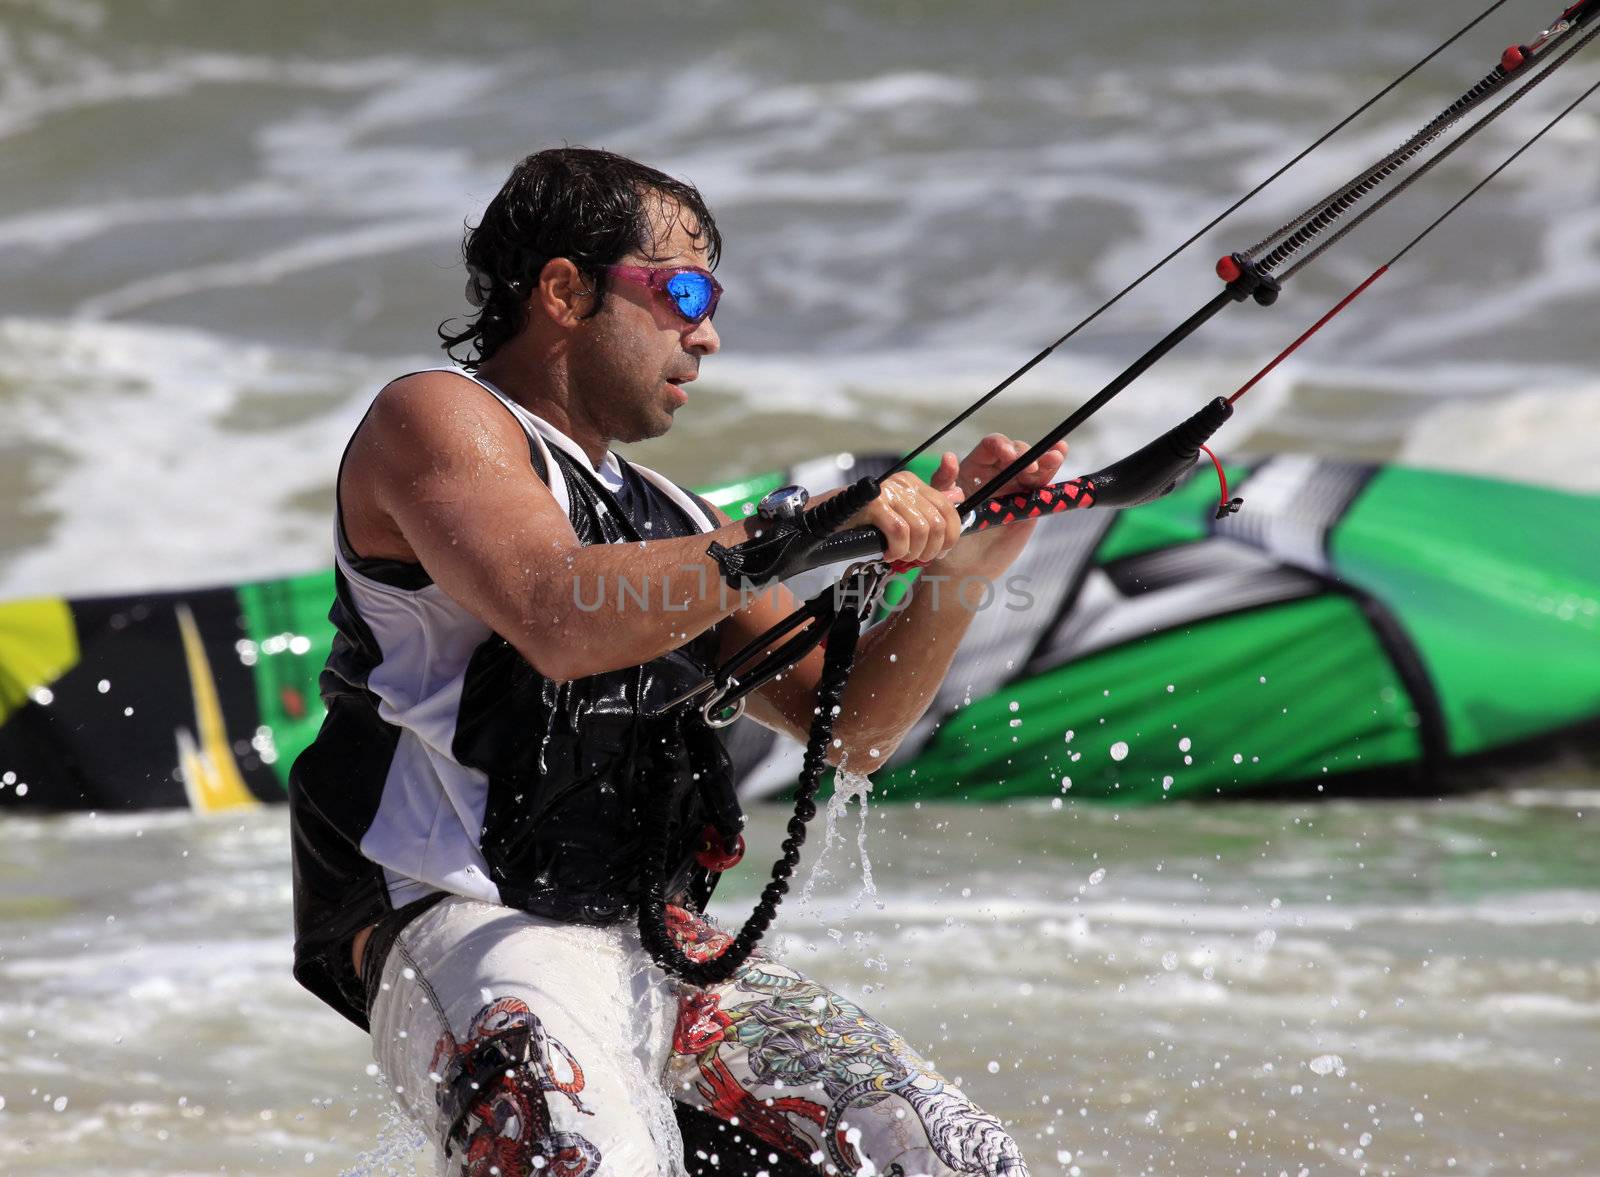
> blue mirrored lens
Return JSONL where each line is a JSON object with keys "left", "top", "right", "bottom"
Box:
{"left": 665, "top": 271, "right": 714, "bottom": 320}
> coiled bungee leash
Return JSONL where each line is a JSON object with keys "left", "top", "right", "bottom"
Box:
{"left": 638, "top": 569, "right": 877, "bottom": 984}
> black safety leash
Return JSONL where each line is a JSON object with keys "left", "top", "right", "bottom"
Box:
{"left": 639, "top": 0, "right": 1600, "bottom": 983}
{"left": 638, "top": 570, "right": 873, "bottom": 984}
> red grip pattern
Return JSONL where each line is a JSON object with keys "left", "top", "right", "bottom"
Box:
{"left": 970, "top": 478, "right": 1097, "bottom": 532}
{"left": 887, "top": 478, "right": 1100, "bottom": 572}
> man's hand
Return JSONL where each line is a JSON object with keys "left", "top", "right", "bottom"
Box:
{"left": 844, "top": 471, "right": 964, "bottom": 565}
{"left": 737, "top": 435, "right": 1065, "bottom": 761}
{"left": 831, "top": 433, "right": 1066, "bottom": 571}
{"left": 930, "top": 435, "right": 1069, "bottom": 575}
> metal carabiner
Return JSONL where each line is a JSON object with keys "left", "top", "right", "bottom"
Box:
{"left": 701, "top": 691, "right": 747, "bottom": 729}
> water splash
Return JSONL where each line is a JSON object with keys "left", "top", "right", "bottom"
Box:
{"left": 841, "top": 769, "right": 882, "bottom": 913}
{"left": 798, "top": 766, "right": 883, "bottom": 915}
{"left": 341, "top": 1099, "right": 427, "bottom": 1177}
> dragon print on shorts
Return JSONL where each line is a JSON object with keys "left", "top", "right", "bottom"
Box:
{"left": 431, "top": 997, "right": 603, "bottom": 1177}
{"left": 667, "top": 906, "right": 1030, "bottom": 1176}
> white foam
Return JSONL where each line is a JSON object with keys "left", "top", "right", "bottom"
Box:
{"left": 734, "top": 71, "right": 981, "bottom": 126}
{"left": 0, "top": 46, "right": 406, "bottom": 141}
{"left": 0, "top": 315, "right": 395, "bottom": 597}
{"left": 74, "top": 217, "right": 457, "bottom": 320}
{"left": 1399, "top": 383, "right": 1600, "bottom": 491}
{"left": 771, "top": 886, "right": 1600, "bottom": 937}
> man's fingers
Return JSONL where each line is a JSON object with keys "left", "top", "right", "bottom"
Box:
{"left": 869, "top": 472, "right": 967, "bottom": 564}
{"left": 1023, "top": 441, "right": 1069, "bottom": 487}
{"left": 918, "top": 494, "right": 949, "bottom": 563}
{"left": 920, "top": 498, "right": 951, "bottom": 562}
{"left": 944, "top": 435, "right": 1074, "bottom": 510}
{"left": 981, "top": 438, "right": 1072, "bottom": 493}
{"left": 907, "top": 504, "right": 932, "bottom": 561}
{"left": 878, "top": 474, "right": 933, "bottom": 562}
{"left": 935, "top": 489, "right": 962, "bottom": 552}
{"left": 911, "top": 477, "right": 961, "bottom": 560}
{"left": 902, "top": 503, "right": 939, "bottom": 564}
{"left": 977, "top": 434, "right": 1009, "bottom": 463}
{"left": 876, "top": 507, "right": 910, "bottom": 562}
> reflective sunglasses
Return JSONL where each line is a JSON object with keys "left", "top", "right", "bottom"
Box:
{"left": 603, "top": 264, "right": 722, "bottom": 325}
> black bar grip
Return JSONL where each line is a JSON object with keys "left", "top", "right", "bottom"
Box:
{"left": 805, "top": 524, "right": 888, "bottom": 568}
{"left": 799, "top": 475, "right": 880, "bottom": 535}
{"left": 1078, "top": 397, "right": 1233, "bottom": 509}
{"left": 708, "top": 476, "right": 883, "bottom": 587}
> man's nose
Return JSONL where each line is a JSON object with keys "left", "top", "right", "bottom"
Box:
{"left": 685, "top": 315, "right": 720, "bottom": 356}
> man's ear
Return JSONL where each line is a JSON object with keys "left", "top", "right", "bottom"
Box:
{"left": 535, "top": 257, "right": 592, "bottom": 326}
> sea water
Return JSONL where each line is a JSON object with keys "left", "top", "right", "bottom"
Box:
{"left": 2, "top": 0, "right": 1599, "bottom": 1172}
{"left": 1, "top": 787, "right": 1597, "bottom": 1175}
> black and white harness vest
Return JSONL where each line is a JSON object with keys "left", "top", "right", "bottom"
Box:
{"left": 289, "top": 371, "right": 739, "bottom": 1028}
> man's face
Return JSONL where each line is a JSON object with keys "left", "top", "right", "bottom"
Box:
{"left": 569, "top": 197, "right": 721, "bottom": 445}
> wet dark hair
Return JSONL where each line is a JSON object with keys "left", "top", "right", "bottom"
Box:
{"left": 438, "top": 147, "right": 722, "bottom": 367}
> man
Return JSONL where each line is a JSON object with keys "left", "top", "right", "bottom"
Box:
{"left": 290, "top": 147, "right": 1064, "bottom": 1176}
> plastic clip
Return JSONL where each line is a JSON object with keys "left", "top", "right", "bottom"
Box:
{"left": 695, "top": 825, "right": 745, "bottom": 872}
{"left": 1215, "top": 253, "right": 1282, "bottom": 307}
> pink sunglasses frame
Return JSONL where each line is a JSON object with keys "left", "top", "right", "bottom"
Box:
{"left": 602, "top": 264, "right": 723, "bottom": 325}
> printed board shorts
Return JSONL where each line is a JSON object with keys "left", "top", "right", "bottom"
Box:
{"left": 368, "top": 895, "right": 1030, "bottom": 1177}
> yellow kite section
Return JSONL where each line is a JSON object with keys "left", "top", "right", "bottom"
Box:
{"left": 0, "top": 598, "right": 79, "bottom": 726}
{"left": 175, "top": 603, "right": 259, "bottom": 813}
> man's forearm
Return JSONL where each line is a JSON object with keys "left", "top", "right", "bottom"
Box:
{"left": 521, "top": 516, "right": 766, "bottom": 679}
